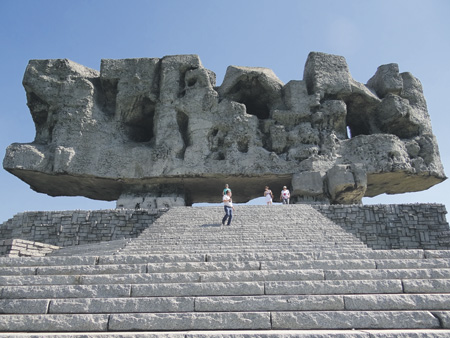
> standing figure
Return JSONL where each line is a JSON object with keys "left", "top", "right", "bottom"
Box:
{"left": 223, "top": 184, "right": 232, "bottom": 196}
{"left": 280, "top": 186, "right": 290, "bottom": 204}
{"left": 264, "top": 186, "right": 273, "bottom": 206}
{"left": 222, "top": 190, "right": 235, "bottom": 226}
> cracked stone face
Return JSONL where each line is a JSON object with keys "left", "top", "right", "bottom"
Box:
{"left": 3, "top": 52, "right": 446, "bottom": 207}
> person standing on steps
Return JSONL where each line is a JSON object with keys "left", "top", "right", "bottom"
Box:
{"left": 223, "top": 184, "right": 231, "bottom": 196}
{"left": 280, "top": 186, "right": 290, "bottom": 205}
{"left": 222, "top": 190, "right": 235, "bottom": 226}
{"left": 264, "top": 186, "right": 273, "bottom": 206}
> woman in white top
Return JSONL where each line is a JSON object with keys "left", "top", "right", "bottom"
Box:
{"left": 264, "top": 186, "right": 273, "bottom": 206}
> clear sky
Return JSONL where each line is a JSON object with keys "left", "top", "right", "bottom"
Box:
{"left": 1, "top": 0, "right": 449, "bottom": 222}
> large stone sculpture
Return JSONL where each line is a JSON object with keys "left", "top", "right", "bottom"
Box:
{"left": 3, "top": 52, "right": 446, "bottom": 208}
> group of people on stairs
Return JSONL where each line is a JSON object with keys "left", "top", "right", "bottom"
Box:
{"left": 221, "top": 184, "right": 291, "bottom": 226}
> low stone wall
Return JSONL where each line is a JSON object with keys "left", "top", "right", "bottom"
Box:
{"left": 314, "top": 203, "right": 450, "bottom": 250}
{"left": 0, "top": 209, "right": 166, "bottom": 248}
{"left": 0, "top": 239, "right": 60, "bottom": 257}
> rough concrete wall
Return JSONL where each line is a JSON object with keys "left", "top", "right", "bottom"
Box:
{"left": 314, "top": 203, "right": 450, "bottom": 249}
{"left": 0, "top": 209, "right": 165, "bottom": 247}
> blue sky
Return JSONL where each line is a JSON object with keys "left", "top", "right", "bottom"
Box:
{"left": 1, "top": 0, "right": 449, "bottom": 222}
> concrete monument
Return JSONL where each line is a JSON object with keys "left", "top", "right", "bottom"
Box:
{"left": 3, "top": 52, "right": 446, "bottom": 207}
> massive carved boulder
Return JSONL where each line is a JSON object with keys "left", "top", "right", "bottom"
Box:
{"left": 3, "top": 52, "right": 446, "bottom": 207}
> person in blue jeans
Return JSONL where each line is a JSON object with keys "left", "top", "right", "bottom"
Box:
{"left": 222, "top": 190, "right": 235, "bottom": 226}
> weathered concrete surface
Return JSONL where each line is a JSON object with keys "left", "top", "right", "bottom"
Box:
{"left": 3, "top": 52, "right": 446, "bottom": 206}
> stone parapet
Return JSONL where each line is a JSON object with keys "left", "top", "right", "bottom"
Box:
{"left": 0, "top": 209, "right": 166, "bottom": 248}
{"left": 314, "top": 203, "right": 450, "bottom": 249}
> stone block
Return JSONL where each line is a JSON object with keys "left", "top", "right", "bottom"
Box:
{"left": 403, "top": 279, "right": 450, "bottom": 293}
{"left": 292, "top": 171, "right": 324, "bottom": 197}
{"left": 132, "top": 282, "right": 264, "bottom": 297}
{"left": 108, "top": 312, "right": 271, "bottom": 331}
{"left": 49, "top": 297, "right": 195, "bottom": 314}
{"left": 1, "top": 285, "right": 131, "bottom": 299}
{"left": 265, "top": 280, "right": 403, "bottom": 295}
{"left": 271, "top": 311, "right": 439, "bottom": 329}
{"left": 195, "top": 295, "right": 344, "bottom": 312}
{"left": 261, "top": 259, "right": 376, "bottom": 271}
{"left": 0, "top": 299, "right": 49, "bottom": 314}
{"left": 344, "top": 294, "right": 450, "bottom": 310}
{"left": 0, "top": 314, "right": 109, "bottom": 332}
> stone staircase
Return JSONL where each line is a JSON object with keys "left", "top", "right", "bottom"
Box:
{"left": 1, "top": 204, "right": 450, "bottom": 337}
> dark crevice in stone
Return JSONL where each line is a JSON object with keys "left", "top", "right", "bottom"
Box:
{"left": 125, "top": 97, "right": 156, "bottom": 143}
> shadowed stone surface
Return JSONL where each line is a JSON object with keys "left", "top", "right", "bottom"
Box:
{"left": 3, "top": 52, "right": 446, "bottom": 206}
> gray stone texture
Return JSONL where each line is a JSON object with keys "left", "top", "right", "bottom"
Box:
{"left": 108, "top": 312, "right": 272, "bottom": 331}
{"left": 2, "top": 52, "right": 446, "bottom": 206}
{"left": 314, "top": 203, "right": 450, "bottom": 250}
{"left": 2, "top": 203, "right": 449, "bottom": 254}
{"left": 271, "top": 311, "right": 440, "bottom": 329}
{"left": 1, "top": 205, "right": 450, "bottom": 334}
{"left": 0, "top": 314, "right": 109, "bottom": 332}
{"left": 0, "top": 209, "right": 165, "bottom": 248}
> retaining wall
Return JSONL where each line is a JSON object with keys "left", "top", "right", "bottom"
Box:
{"left": 0, "top": 209, "right": 166, "bottom": 248}
{"left": 314, "top": 203, "right": 450, "bottom": 250}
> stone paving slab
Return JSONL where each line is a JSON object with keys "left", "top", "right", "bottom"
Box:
{"left": 145, "top": 261, "right": 260, "bottom": 273}
{"left": 205, "top": 252, "right": 316, "bottom": 262}
{"left": 0, "top": 299, "right": 49, "bottom": 314}
{"left": 271, "top": 311, "right": 441, "bottom": 329}
{"left": 314, "top": 249, "right": 425, "bottom": 260}
{"left": 108, "top": 312, "right": 272, "bottom": 331}
{"left": 0, "top": 314, "right": 109, "bottom": 332}
{"left": 425, "top": 250, "right": 450, "bottom": 258}
{"left": 0, "top": 274, "right": 81, "bottom": 286}
{"left": 403, "top": 279, "right": 450, "bottom": 293}
{"left": 344, "top": 294, "right": 450, "bottom": 310}
{"left": 199, "top": 269, "right": 325, "bottom": 283}
{"left": 80, "top": 271, "right": 204, "bottom": 285}
{"left": 261, "top": 259, "right": 377, "bottom": 270}
{"left": 49, "top": 297, "right": 195, "bottom": 313}
{"left": 131, "top": 281, "right": 265, "bottom": 297}
{"left": 376, "top": 258, "right": 450, "bottom": 269}
{"left": 265, "top": 280, "right": 403, "bottom": 295}
{"left": 99, "top": 254, "right": 207, "bottom": 264}
{"left": 195, "top": 295, "right": 344, "bottom": 311}
{"left": 325, "top": 268, "right": 450, "bottom": 280}
{"left": 0, "top": 267, "right": 37, "bottom": 276}
{"left": 0, "top": 256, "right": 97, "bottom": 267}
{"left": 433, "top": 312, "right": 450, "bottom": 329}
{"left": 36, "top": 264, "right": 147, "bottom": 275}
{"left": 1, "top": 284, "right": 131, "bottom": 299}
